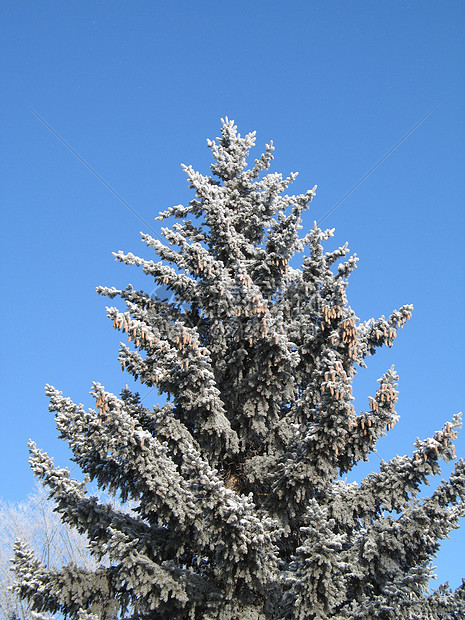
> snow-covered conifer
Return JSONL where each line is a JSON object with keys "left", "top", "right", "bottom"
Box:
{"left": 13, "top": 119, "right": 465, "bottom": 618}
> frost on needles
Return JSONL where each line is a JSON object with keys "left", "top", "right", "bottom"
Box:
{"left": 12, "top": 118, "right": 465, "bottom": 619}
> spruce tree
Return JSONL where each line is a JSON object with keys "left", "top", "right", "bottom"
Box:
{"left": 13, "top": 118, "right": 465, "bottom": 619}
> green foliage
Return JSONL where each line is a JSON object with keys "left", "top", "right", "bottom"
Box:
{"left": 12, "top": 119, "right": 465, "bottom": 618}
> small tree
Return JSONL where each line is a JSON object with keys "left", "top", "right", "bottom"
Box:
{"left": 13, "top": 119, "right": 465, "bottom": 618}
{"left": 1, "top": 484, "right": 97, "bottom": 619}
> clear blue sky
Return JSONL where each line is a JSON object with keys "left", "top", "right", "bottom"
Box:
{"left": 1, "top": 1, "right": 464, "bottom": 588}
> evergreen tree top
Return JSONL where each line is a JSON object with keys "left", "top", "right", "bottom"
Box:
{"left": 12, "top": 118, "right": 465, "bottom": 619}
